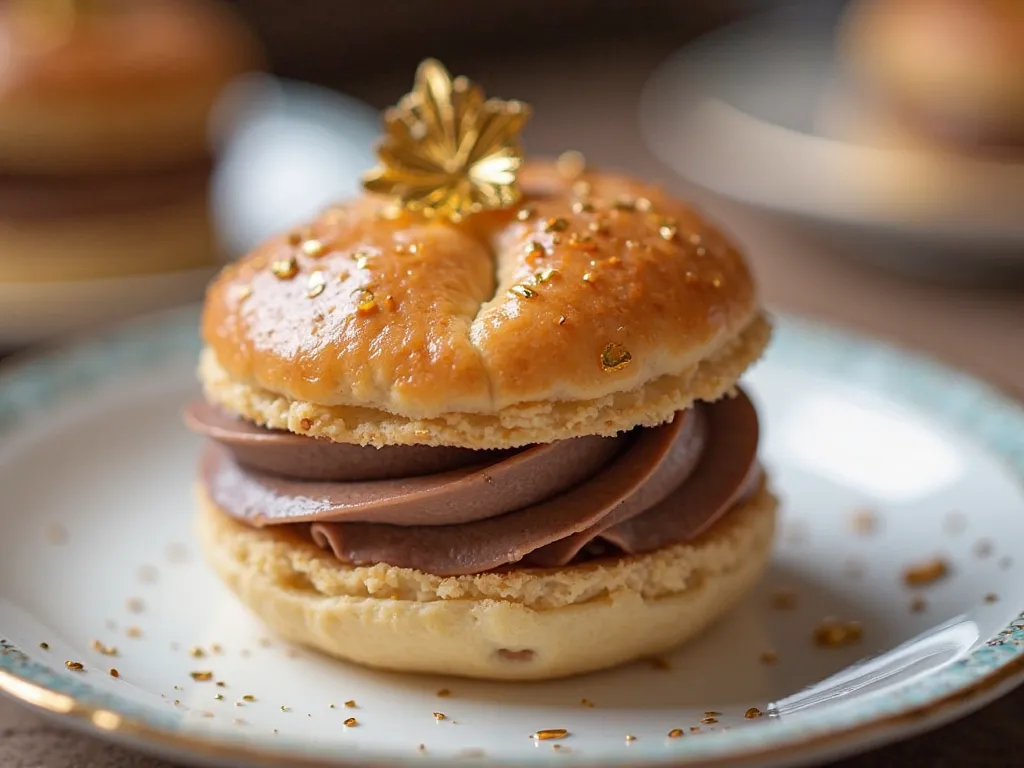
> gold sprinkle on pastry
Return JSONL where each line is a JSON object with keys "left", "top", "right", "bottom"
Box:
{"left": 581, "top": 272, "right": 596, "bottom": 284}
{"left": 190, "top": 671, "right": 214, "bottom": 682}
{"left": 64, "top": 661, "right": 84, "bottom": 671}
{"left": 659, "top": 222, "right": 678, "bottom": 241}
{"left": 557, "top": 315, "right": 567, "bottom": 326}
{"left": 555, "top": 150, "right": 586, "bottom": 180}
{"left": 271, "top": 257, "right": 299, "bottom": 280}
{"left": 354, "top": 289, "right": 377, "bottom": 315}
{"left": 508, "top": 285, "right": 536, "bottom": 299}
{"left": 307, "top": 271, "right": 327, "bottom": 299}
{"left": 700, "top": 716, "right": 718, "bottom": 725}
{"left": 525, "top": 240, "right": 546, "bottom": 261}
{"left": 301, "top": 239, "right": 325, "bottom": 258}
{"left": 280, "top": 705, "right": 290, "bottom": 712}
{"left": 601, "top": 342, "right": 632, "bottom": 372}
{"left": 902, "top": 557, "right": 950, "bottom": 587}
{"left": 362, "top": 59, "right": 531, "bottom": 221}
{"left": 535, "top": 268, "right": 558, "bottom": 283}
{"left": 545, "top": 217, "right": 569, "bottom": 233}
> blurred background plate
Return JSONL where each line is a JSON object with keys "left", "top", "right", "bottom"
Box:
{"left": 0, "top": 77, "right": 377, "bottom": 348}
{"left": 640, "top": 0, "right": 1024, "bottom": 281}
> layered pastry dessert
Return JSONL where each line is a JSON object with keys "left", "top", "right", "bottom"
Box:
{"left": 831, "top": 0, "right": 1024, "bottom": 154}
{"left": 0, "top": 0, "right": 261, "bottom": 283}
{"left": 188, "top": 60, "right": 777, "bottom": 680}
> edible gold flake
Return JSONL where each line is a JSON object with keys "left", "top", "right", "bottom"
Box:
{"left": 508, "top": 284, "right": 536, "bottom": 299}
{"left": 344, "top": 717, "right": 358, "bottom": 727}
{"left": 301, "top": 239, "right": 325, "bottom": 258}
{"left": 902, "top": 557, "right": 949, "bottom": 587}
{"left": 433, "top": 712, "right": 446, "bottom": 721}
{"left": 362, "top": 59, "right": 530, "bottom": 221}
{"left": 437, "top": 688, "right": 451, "bottom": 697}
{"left": 216, "top": 681, "right": 226, "bottom": 688}
{"left": 354, "top": 289, "right": 378, "bottom": 314}
{"left": 354, "top": 252, "right": 372, "bottom": 269}
{"left": 280, "top": 705, "right": 289, "bottom": 712}
{"left": 235, "top": 285, "right": 252, "bottom": 303}
{"left": 344, "top": 700, "right": 357, "bottom": 708}
{"left": 242, "top": 695, "right": 256, "bottom": 702}
{"left": 700, "top": 717, "right": 718, "bottom": 725}
{"left": 125, "top": 627, "right": 142, "bottom": 638}
{"left": 704, "top": 711, "right": 722, "bottom": 717}
{"left": 188, "top": 646, "right": 205, "bottom": 658}
{"left": 307, "top": 271, "right": 327, "bottom": 298}
{"left": 668, "top": 728, "right": 684, "bottom": 738}
{"left": 601, "top": 342, "right": 632, "bottom": 372}
{"left": 525, "top": 240, "right": 546, "bottom": 262}
{"left": 516, "top": 207, "right": 534, "bottom": 221}
{"left": 759, "top": 650, "right": 778, "bottom": 665}
{"left": 625, "top": 735, "right": 637, "bottom": 742}
{"left": 39, "top": 642, "right": 49, "bottom": 650}
{"left": 532, "top": 729, "right": 568, "bottom": 741}
{"left": 190, "top": 671, "right": 214, "bottom": 682}
{"left": 535, "top": 268, "right": 558, "bottom": 283}
{"left": 658, "top": 223, "right": 678, "bottom": 241}
{"left": 271, "top": 257, "right": 299, "bottom": 280}
{"left": 545, "top": 217, "right": 569, "bottom": 233}
{"left": 813, "top": 619, "right": 863, "bottom": 648}
{"left": 378, "top": 203, "right": 404, "bottom": 220}
{"left": 174, "top": 686, "right": 182, "bottom": 691}
{"left": 557, "top": 315, "right": 567, "bottom": 326}
{"left": 581, "top": 272, "right": 596, "bottom": 283}
{"left": 215, "top": 694, "right": 224, "bottom": 701}
{"left": 745, "top": 708, "right": 763, "bottom": 719}
{"left": 65, "top": 661, "right": 84, "bottom": 671}
{"left": 555, "top": 150, "right": 586, "bottom": 180}
{"left": 568, "top": 232, "right": 597, "bottom": 251}
{"left": 109, "top": 668, "right": 119, "bottom": 678}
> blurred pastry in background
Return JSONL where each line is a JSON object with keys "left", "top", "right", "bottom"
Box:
{"left": 828, "top": 0, "right": 1024, "bottom": 155}
{"left": 0, "top": 0, "right": 262, "bottom": 283}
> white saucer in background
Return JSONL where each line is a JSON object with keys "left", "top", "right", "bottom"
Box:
{"left": 640, "top": 0, "right": 1024, "bottom": 280}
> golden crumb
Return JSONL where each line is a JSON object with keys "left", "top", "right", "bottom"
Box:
{"left": 188, "top": 647, "right": 205, "bottom": 658}
{"left": 700, "top": 716, "right": 718, "bottom": 725}
{"left": 902, "top": 558, "right": 950, "bottom": 587}
{"left": 190, "top": 671, "right": 214, "bottom": 682}
{"left": 814, "top": 619, "right": 863, "bottom": 648}
{"left": 90, "top": 640, "right": 118, "bottom": 656}
{"left": 242, "top": 695, "right": 256, "bottom": 702}
{"left": 64, "top": 661, "right": 84, "bottom": 671}
{"left": 668, "top": 728, "right": 684, "bottom": 738}
{"left": 109, "top": 668, "right": 120, "bottom": 678}
{"left": 344, "top": 700, "right": 357, "bottom": 708}
{"left": 532, "top": 729, "right": 568, "bottom": 741}
{"left": 38, "top": 642, "right": 49, "bottom": 650}
{"left": 126, "top": 598, "right": 145, "bottom": 614}
{"left": 849, "top": 508, "right": 878, "bottom": 535}
{"left": 745, "top": 707, "right": 763, "bottom": 719}
{"left": 216, "top": 681, "right": 226, "bottom": 688}
{"left": 433, "top": 712, "right": 446, "bottom": 721}
{"left": 625, "top": 734, "right": 637, "bottom": 742}
{"left": 343, "top": 717, "right": 358, "bottom": 727}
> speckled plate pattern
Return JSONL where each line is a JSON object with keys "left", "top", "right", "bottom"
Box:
{"left": 2, "top": 307, "right": 1024, "bottom": 768}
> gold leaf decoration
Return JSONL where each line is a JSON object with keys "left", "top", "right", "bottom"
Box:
{"left": 361, "top": 59, "right": 532, "bottom": 222}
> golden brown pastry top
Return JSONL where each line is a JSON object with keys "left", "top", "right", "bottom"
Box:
{"left": 0, "top": 0, "right": 261, "bottom": 107}
{"left": 201, "top": 163, "right": 760, "bottom": 421}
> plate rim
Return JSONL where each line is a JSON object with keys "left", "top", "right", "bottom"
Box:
{"left": 2, "top": 306, "right": 1024, "bottom": 768}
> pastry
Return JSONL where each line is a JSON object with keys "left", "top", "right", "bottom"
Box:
{"left": 0, "top": 0, "right": 261, "bottom": 283}
{"left": 834, "top": 0, "right": 1024, "bottom": 153}
{"left": 188, "top": 60, "right": 776, "bottom": 680}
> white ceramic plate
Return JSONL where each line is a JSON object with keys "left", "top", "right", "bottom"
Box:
{"left": 2, "top": 308, "right": 1024, "bottom": 768}
{"left": 640, "top": 0, "right": 1024, "bottom": 280}
{"left": 0, "top": 77, "right": 377, "bottom": 348}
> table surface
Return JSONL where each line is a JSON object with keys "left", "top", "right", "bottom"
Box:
{"left": 3, "top": 43, "right": 1024, "bottom": 768}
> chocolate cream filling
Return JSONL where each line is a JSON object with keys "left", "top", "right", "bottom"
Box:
{"left": 187, "top": 391, "right": 761, "bottom": 577}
